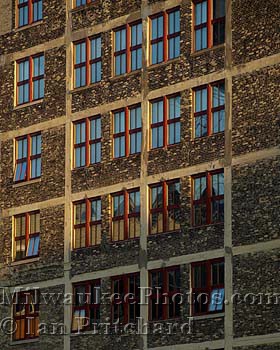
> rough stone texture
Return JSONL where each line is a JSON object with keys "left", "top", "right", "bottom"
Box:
{"left": 0, "top": 46, "right": 66, "bottom": 133}
{"left": 232, "top": 65, "right": 280, "bottom": 156}
{"left": 233, "top": 250, "right": 280, "bottom": 338}
{"left": 235, "top": 346, "right": 280, "bottom": 350}
{"left": 232, "top": 0, "right": 280, "bottom": 65}
{"left": 0, "top": 127, "right": 65, "bottom": 209}
{"left": 232, "top": 157, "right": 280, "bottom": 247}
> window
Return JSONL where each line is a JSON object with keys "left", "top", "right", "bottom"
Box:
{"left": 193, "top": 0, "right": 225, "bottom": 51}
{"left": 73, "top": 198, "right": 102, "bottom": 249}
{"left": 13, "top": 290, "right": 39, "bottom": 341}
{"left": 150, "top": 8, "right": 180, "bottom": 65}
{"left": 73, "top": 36, "right": 102, "bottom": 88}
{"left": 192, "top": 259, "right": 224, "bottom": 315}
{"left": 193, "top": 81, "right": 225, "bottom": 138}
{"left": 149, "top": 180, "right": 181, "bottom": 235}
{"left": 111, "top": 189, "right": 140, "bottom": 241}
{"left": 17, "top": 0, "right": 43, "bottom": 28}
{"left": 74, "top": 0, "right": 94, "bottom": 8}
{"left": 192, "top": 170, "right": 224, "bottom": 226}
{"left": 149, "top": 267, "right": 181, "bottom": 320}
{"left": 16, "top": 54, "right": 44, "bottom": 105}
{"left": 113, "top": 105, "right": 142, "bottom": 158}
{"left": 74, "top": 116, "right": 101, "bottom": 168}
{"left": 72, "top": 280, "right": 100, "bottom": 332}
{"left": 14, "top": 212, "right": 40, "bottom": 261}
{"left": 112, "top": 273, "right": 140, "bottom": 324}
{"left": 14, "top": 133, "right": 41, "bottom": 183}
{"left": 114, "top": 22, "right": 142, "bottom": 76}
{"left": 151, "top": 95, "right": 181, "bottom": 149}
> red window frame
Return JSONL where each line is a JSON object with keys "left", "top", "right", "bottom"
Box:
{"left": 149, "top": 7, "right": 181, "bottom": 65}
{"left": 113, "top": 21, "right": 142, "bottom": 75}
{"left": 149, "top": 266, "right": 181, "bottom": 321}
{"left": 111, "top": 188, "right": 140, "bottom": 241}
{"left": 192, "top": 0, "right": 225, "bottom": 51}
{"left": 113, "top": 104, "right": 142, "bottom": 158}
{"left": 14, "top": 211, "right": 40, "bottom": 261}
{"left": 14, "top": 133, "right": 41, "bottom": 183}
{"left": 13, "top": 290, "right": 39, "bottom": 341}
{"left": 73, "top": 115, "right": 102, "bottom": 168}
{"left": 193, "top": 80, "right": 225, "bottom": 137}
{"left": 191, "top": 170, "right": 224, "bottom": 227}
{"left": 73, "top": 197, "right": 102, "bottom": 249}
{"left": 111, "top": 273, "right": 140, "bottom": 324}
{"left": 17, "top": 0, "right": 42, "bottom": 28}
{"left": 149, "top": 179, "right": 181, "bottom": 235}
{"left": 72, "top": 279, "right": 101, "bottom": 332}
{"left": 150, "top": 94, "right": 181, "bottom": 149}
{"left": 73, "top": 36, "right": 101, "bottom": 88}
{"left": 191, "top": 258, "right": 224, "bottom": 316}
{"left": 16, "top": 54, "right": 44, "bottom": 105}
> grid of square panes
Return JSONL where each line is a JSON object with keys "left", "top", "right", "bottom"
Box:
{"left": 194, "top": 87, "right": 208, "bottom": 138}
{"left": 131, "top": 23, "right": 142, "bottom": 71}
{"left": 167, "top": 181, "right": 181, "bottom": 231}
{"left": 74, "top": 121, "right": 86, "bottom": 167}
{"left": 90, "top": 117, "right": 101, "bottom": 164}
{"left": 114, "top": 28, "right": 127, "bottom": 75}
{"left": 112, "top": 193, "right": 125, "bottom": 240}
{"left": 113, "top": 110, "right": 125, "bottom": 157}
{"left": 168, "top": 9, "right": 180, "bottom": 59}
{"left": 90, "top": 37, "right": 102, "bottom": 83}
{"left": 151, "top": 15, "right": 164, "bottom": 64}
{"left": 129, "top": 106, "right": 142, "bottom": 154}
{"left": 194, "top": 1, "right": 207, "bottom": 51}
{"left": 151, "top": 100, "right": 164, "bottom": 148}
{"left": 168, "top": 95, "right": 181, "bottom": 144}
{"left": 74, "top": 42, "right": 86, "bottom": 88}
{"left": 212, "top": 82, "right": 225, "bottom": 133}
{"left": 128, "top": 190, "right": 140, "bottom": 238}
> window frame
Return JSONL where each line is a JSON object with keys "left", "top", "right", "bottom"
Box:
{"left": 73, "top": 36, "right": 102, "bottom": 89}
{"left": 14, "top": 133, "right": 41, "bottom": 183}
{"left": 149, "top": 179, "right": 181, "bottom": 235}
{"left": 192, "top": 0, "right": 225, "bottom": 52}
{"left": 111, "top": 188, "right": 140, "bottom": 242}
{"left": 13, "top": 290, "right": 40, "bottom": 341}
{"left": 191, "top": 170, "right": 224, "bottom": 227}
{"left": 73, "top": 115, "right": 102, "bottom": 168}
{"left": 111, "top": 273, "right": 140, "bottom": 324}
{"left": 193, "top": 80, "right": 225, "bottom": 138}
{"left": 73, "top": 197, "right": 102, "bottom": 249}
{"left": 113, "top": 104, "right": 142, "bottom": 158}
{"left": 13, "top": 211, "right": 40, "bottom": 261}
{"left": 149, "top": 266, "right": 181, "bottom": 321}
{"left": 191, "top": 258, "right": 224, "bottom": 316}
{"left": 72, "top": 279, "right": 101, "bottom": 332}
{"left": 16, "top": 0, "right": 43, "bottom": 28}
{"left": 150, "top": 94, "right": 181, "bottom": 149}
{"left": 149, "top": 7, "right": 181, "bottom": 66}
{"left": 16, "top": 54, "right": 44, "bottom": 105}
{"left": 113, "top": 20, "right": 142, "bottom": 76}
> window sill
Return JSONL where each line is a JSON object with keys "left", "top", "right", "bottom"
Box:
{"left": 14, "top": 20, "right": 43, "bottom": 32}
{"left": 191, "top": 312, "right": 224, "bottom": 321}
{"left": 10, "top": 338, "right": 39, "bottom": 346}
{"left": 147, "top": 56, "right": 181, "bottom": 70}
{"left": 14, "top": 99, "right": 44, "bottom": 111}
{"left": 190, "top": 43, "right": 225, "bottom": 57}
{"left": 11, "top": 257, "right": 40, "bottom": 266}
{"left": 13, "top": 178, "right": 41, "bottom": 188}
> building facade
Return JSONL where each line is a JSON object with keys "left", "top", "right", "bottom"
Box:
{"left": 0, "top": 0, "right": 279, "bottom": 349}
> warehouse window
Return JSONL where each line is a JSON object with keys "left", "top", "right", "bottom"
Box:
{"left": 13, "top": 290, "right": 39, "bottom": 341}
{"left": 16, "top": 54, "right": 44, "bottom": 105}
{"left": 112, "top": 273, "right": 140, "bottom": 323}
{"left": 193, "top": 81, "right": 225, "bottom": 138}
{"left": 149, "top": 267, "right": 181, "bottom": 320}
{"left": 17, "top": 0, "right": 43, "bottom": 28}
{"left": 150, "top": 94, "right": 181, "bottom": 149}
{"left": 113, "top": 105, "right": 142, "bottom": 158}
{"left": 73, "top": 116, "right": 101, "bottom": 168}
{"left": 14, "top": 211, "right": 40, "bottom": 261}
{"left": 73, "top": 198, "right": 102, "bottom": 249}
{"left": 72, "top": 280, "right": 101, "bottom": 332}
{"left": 193, "top": 0, "right": 225, "bottom": 51}
{"left": 14, "top": 133, "right": 41, "bottom": 183}
{"left": 149, "top": 180, "right": 181, "bottom": 235}
{"left": 192, "top": 259, "right": 224, "bottom": 315}
{"left": 192, "top": 170, "right": 224, "bottom": 226}
{"left": 73, "top": 36, "right": 102, "bottom": 88}
{"left": 114, "top": 21, "right": 142, "bottom": 75}
{"left": 111, "top": 189, "right": 140, "bottom": 241}
{"left": 150, "top": 8, "right": 180, "bottom": 65}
